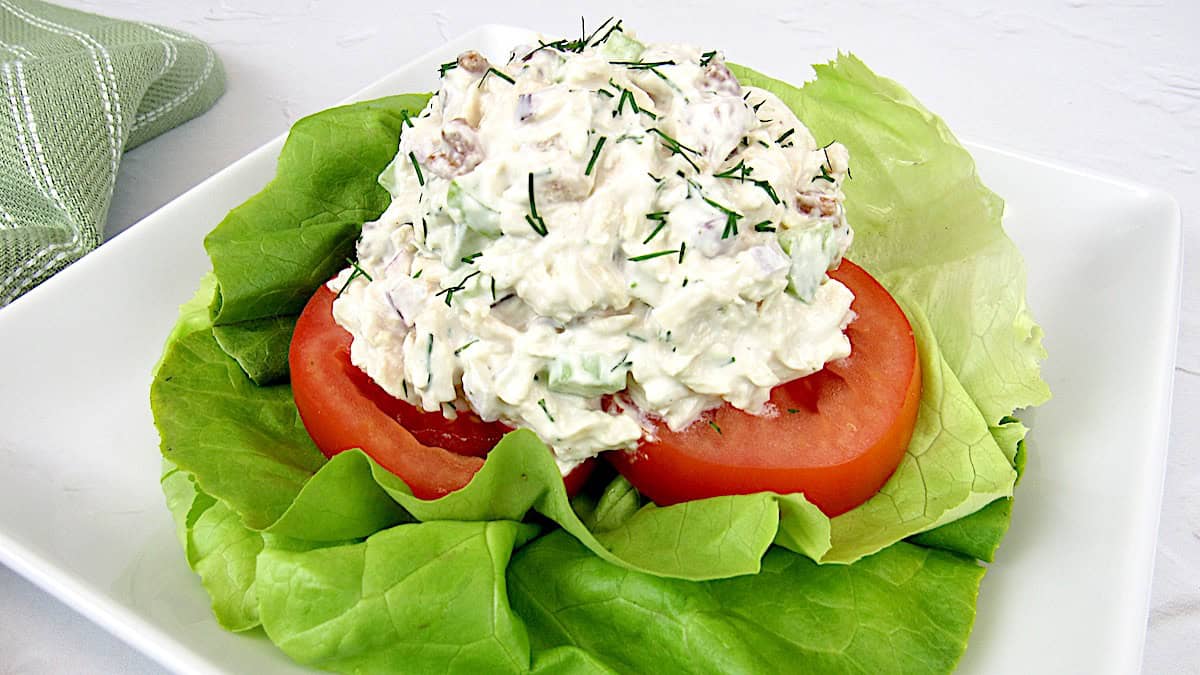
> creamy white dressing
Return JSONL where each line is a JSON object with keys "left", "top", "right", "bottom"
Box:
{"left": 331, "top": 30, "right": 855, "bottom": 473}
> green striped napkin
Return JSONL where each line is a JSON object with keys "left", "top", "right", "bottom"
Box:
{"left": 0, "top": 0, "right": 223, "bottom": 306}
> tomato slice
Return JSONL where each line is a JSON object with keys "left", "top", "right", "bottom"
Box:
{"left": 289, "top": 284, "right": 593, "bottom": 499}
{"left": 606, "top": 259, "right": 921, "bottom": 517}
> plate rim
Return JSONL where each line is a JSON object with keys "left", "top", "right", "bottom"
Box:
{"left": 0, "top": 23, "right": 1185, "bottom": 674}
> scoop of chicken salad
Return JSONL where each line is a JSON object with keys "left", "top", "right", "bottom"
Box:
{"left": 330, "top": 29, "right": 855, "bottom": 473}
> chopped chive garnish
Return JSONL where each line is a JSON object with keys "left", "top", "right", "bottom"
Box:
{"left": 610, "top": 353, "right": 631, "bottom": 372}
{"left": 752, "top": 100, "right": 764, "bottom": 113}
{"left": 400, "top": 109, "right": 415, "bottom": 130}
{"left": 678, "top": 241, "right": 686, "bottom": 263}
{"left": 609, "top": 59, "right": 676, "bottom": 69}
{"left": 478, "top": 66, "right": 515, "bottom": 88}
{"left": 585, "top": 136, "right": 608, "bottom": 176}
{"left": 787, "top": 408, "right": 800, "bottom": 414}
{"left": 490, "top": 292, "right": 515, "bottom": 308}
{"left": 714, "top": 159, "right": 750, "bottom": 182}
{"left": 628, "top": 249, "right": 680, "bottom": 262}
{"left": 615, "top": 88, "right": 639, "bottom": 116}
{"left": 524, "top": 214, "right": 548, "bottom": 236}
{"left": 402, "top": 380, "right": 409, "bottom": 398}
{"left": 758, "top": 140, "right": 771, "bottom": 148}
{"left": 454, "top": 339, "right": 478, "bottom": 356}
{"left": 644, "top": 217, "right": 670, "bottom": 234}
{"left": 580, "top": 16, "right": 615, "bottom": 50}
{"left": 648, "top": 128, "right": 700, "bottom": 171}
{"left": 682, "top": 277, "right": 689, "bottom": 287}
{"left": 648, "top": 66, "right": 678, "bottom": 91}
{"left": 648, "top": 128, "right": 699, "bottom": 155}
{"left": 708, "top": 420, "right": 722, "bottom": 434}
{"left": 699, "top": 50, "right": 717, "bottom": 67}
{"left": 335, "top": 257, "right": 373, "bottom": 298}
{"left": 424, "top": 334, "right": 434, "bottom": 387}
{"left": 812, "top": 164, "right": 835, "bottom": 183}
{"left": 490, "top": 277, "right": 496, "bottom": 301}
{"left": 642, "top": 215, "right": 669, "bottom": 244}
{"left": 647, "top": 172, "right": 663, "bottom": 183}
{"left": 776, "top": 128, "right": 795, "bottom": 145}
{"left": 847, "top": 165, "right": 853, "bottom": 180}
{"left": 347, "top": 258, "right": 372, "bottom": 280}
{"left": 438, "top": 60, "right": 458, "bottom": 76}
{"left": 408, "top": 151, "right": 424, "bottom": 186}
{"left": 754, "top": 179, "right": 781, "bottom": 204}
{"left": 626, "top": 333, "right": 647, "bottom": 342}
{"left": 525, "top": 173, "right": 549, "bottom": 236}
{"left": 461, "top": 252, "right": 482, "bottom": 264}
{"left": 538, "top": 398, "right": 555, "bottom": 422}
{"left": 435, "top": 270, "right": 481, "bottom": 306}
{"left": 616, "top": 133, "right": 644, "bottom": 144}
{"left": 591, "top": 18, "right": 624, "bottom": 46}
{"left": 703, "top": 196, "right": 743, "bottom": 239}
{"left": 597, "top": 87, "right": 615, "bottom": 98}
{"left": 413, "top": 268, "right": 423, "bottom": 279}
{"left": 753, "top": 220, "right": 775, "bottom": 232}
{"left": 523, "top": 38, "right": 569, "bottom": 61}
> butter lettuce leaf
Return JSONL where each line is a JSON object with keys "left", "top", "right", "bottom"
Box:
{"left": 205, "top": 94, "right": 431, "bottom": 326}
{"left": 152, "top": 326, "right": 326, "bottom": 529}
{"left": 732, "top": 57, "right": 1049, "bottom": 424}
{"left": 819, "top": 296, "right": 1016, "bottom": 563}
{"left": 162, "top": 462, "right": 262, "bottom": 631}
{"left": 211, "top": 315, "right": 297, "bottom": 386}
{"left": 256, "top": 520, "right": 536, "bottom": 673}
{"left": 509, "top": 530, "right": 983, "bottom": 674}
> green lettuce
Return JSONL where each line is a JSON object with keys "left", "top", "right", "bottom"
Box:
{"left": 151, "top": 54, "right": 1047, "bottom": 673}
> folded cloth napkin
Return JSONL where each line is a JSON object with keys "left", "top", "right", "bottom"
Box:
{"left": 0, "top": 0, "right": 223, "bottom": 306}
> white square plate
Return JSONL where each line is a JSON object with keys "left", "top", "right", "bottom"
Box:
{"left": 0, "top": 25, "right": 1181, "bottom": 675}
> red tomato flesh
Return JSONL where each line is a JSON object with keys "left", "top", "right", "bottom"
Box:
{"left": 289, "top": 284, "right": 593, "bottom": 499}
{"left": 606, "top": 259, "right": 921, "bottom": 517}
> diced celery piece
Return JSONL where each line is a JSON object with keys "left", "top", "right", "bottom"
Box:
{"left": 438, "top": 222, "right": 491, "bottom": 270}
{"left": 377, "top": 155, "right": 404, "bottom": 198}
{"left": 601, "top": 32, "right": 645, "bottom": 61}
{"left": 447, "top": 180, "right": 502, "bottom": 236}
{"left": 547, "top": 353, "right": 627, "bottom": 397}
{"left": 779, "top": 222, "right": 838, "bottom": 303}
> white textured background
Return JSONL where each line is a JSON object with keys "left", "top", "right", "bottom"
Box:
{"left": 1, "top": 1, "right": 1196, "bottom": 672}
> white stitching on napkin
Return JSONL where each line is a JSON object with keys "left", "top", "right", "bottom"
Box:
{"left": 14, "top": 61, "right": 66, "bottom": 214}
{"left": 0, "top": 61, "right": 84, "bottom": 304}
{"left": 3, "top": 61, "right": 49, "bottom": 204}
{"left": 137, "top": 23, "right": 179, "bottom": 78}
{"left": 0, "top": 38, "right": 34, "bottom": 60}
{"left": 132, "top": 43, "right": 215, "bottom": 131}
{"left": 0, "top": 0, "right": 123, "bottom": 181}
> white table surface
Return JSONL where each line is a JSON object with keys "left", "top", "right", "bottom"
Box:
{"left": 1, "top": 1, "right": 1196, "bottom": 673}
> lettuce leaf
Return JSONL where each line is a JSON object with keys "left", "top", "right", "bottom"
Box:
{"left": 205, "top": 94, "right": 431, "bottom": 326}
{"left": 256, "top": 520, "right": 537, "bottom": 672}
{"left": 211, "top": 315, "right": 297, "bottom": 385}
{"left": 509, "top": 530, "right": 984, "bottom": 674}
{"left": 731, "top": 57, "right": 1049, "bottom": 424}
{"left": 152, "top": 55, "right": 1048, "bottom": 673}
